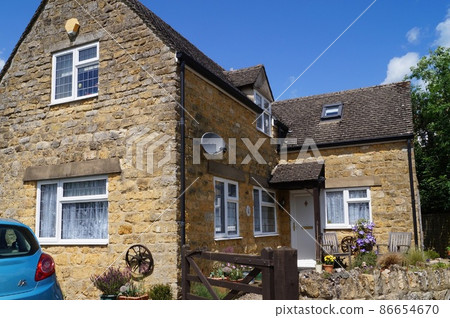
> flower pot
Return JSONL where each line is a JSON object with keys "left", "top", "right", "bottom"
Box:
{"left": 118, "top": 294, "right": 149, "bottom": 300}
{"left": 100, "top": 294, "right": 117, "bottom": 300}
{"left": 323, "top": 264, "right": 334, "bottom": 273}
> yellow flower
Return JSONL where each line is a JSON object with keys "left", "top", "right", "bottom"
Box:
{"left": 324, "top": 255, "right": 336, "bottom": 265}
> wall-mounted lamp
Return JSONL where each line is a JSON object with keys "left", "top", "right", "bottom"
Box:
{"left": 65, "top": 18, "right": 80, "bottom": 40}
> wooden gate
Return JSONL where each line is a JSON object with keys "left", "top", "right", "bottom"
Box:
{"left": 181, "top": 245, "right": 299, "bottom": 300}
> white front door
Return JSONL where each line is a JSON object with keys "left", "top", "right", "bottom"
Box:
{"left": 290, "top": 192, "right": 316, "bottom": 268}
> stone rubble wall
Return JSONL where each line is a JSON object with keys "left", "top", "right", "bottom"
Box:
{"left": 299, "top": 265, "right": 450, "bottom": 300}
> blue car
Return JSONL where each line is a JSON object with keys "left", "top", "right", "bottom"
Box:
{"left": 0, "top": 218, "right": 63, "bottom": 300}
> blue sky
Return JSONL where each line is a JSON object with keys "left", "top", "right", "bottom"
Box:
{"left": 0, "top": 0, "right": 449, "bottom": 99}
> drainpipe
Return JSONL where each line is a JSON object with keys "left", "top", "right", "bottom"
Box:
{"left": 407, "top": 138, "right": 419, "bottom": 246}
{"left": 178, "top": 53, "right": 186, "bottom": 247}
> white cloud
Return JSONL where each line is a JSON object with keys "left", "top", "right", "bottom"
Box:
{"left": 406, "top": 27, "right": 420, "bottom": 44}
{"left": 381, "top": 52, "right": 419, "bottom": 84}
{"left": 435, "top": 9, "right": 450, "bottom": 47}
{"left": 0, "top": 58, "right": 5, "bottom": 70}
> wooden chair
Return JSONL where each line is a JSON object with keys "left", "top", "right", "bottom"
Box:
{"left": 377, "top": 232, "right": 412, "bottom": 254}
{"left": 321, "top": 232, "right": 352, "bottom": 267}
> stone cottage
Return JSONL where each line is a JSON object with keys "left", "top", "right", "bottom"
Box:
{"left": 0, "top": 0, "right": 421, "bottom": 299}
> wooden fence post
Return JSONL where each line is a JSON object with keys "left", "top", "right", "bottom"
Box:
{"left": 261, "top": 247, "right": 274, "bottom": 300}
{"left": 273, "top": 247, "right": 299, "bottom": 300}
{"left": 181, "top": 245, "right": 190, "bottom": 300}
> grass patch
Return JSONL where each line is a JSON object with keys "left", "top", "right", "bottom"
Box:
{"left": 190, "top": 282, "right": 229, "bottom": 299}
{"left": 405, "top": 248, "right": 426, "bottom": 266}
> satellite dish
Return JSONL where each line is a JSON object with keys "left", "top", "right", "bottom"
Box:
{"left": 200, "top": 132, "right": 227, "bottom": 155}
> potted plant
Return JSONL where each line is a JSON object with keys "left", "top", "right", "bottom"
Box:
{"left": 118, "top": 281, "right": 149, "bottom": 300}
{"left": 90, "top": 267, "right": 131, "bottom": 300}
{"left": 323, "top": 255, "right": 336, "bottom": 273}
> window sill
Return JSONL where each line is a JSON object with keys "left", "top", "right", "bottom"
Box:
{"left": 38, "top": 240, "right": 108, "bottom": 246}
{"left": 254, "top": 233, "right": 279, "bottom": 238}
{"left": 49, "top": 94, "right": 98, "bottom": 106}
{"left": 214, "top": 236, "right": 243, "bottom": 241}
{"left": 324, "top": 225, "right": 353, "bottom": 230}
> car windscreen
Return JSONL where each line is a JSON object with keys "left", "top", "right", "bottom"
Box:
{"left": 0, "top": 225, "right": 39, "bottom": 258}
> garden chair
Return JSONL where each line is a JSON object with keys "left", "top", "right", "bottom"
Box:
{"left": 321, "top": 232, "right": 352, "bottom": 268}
{"left": 377, "top": 232, "right": 412, "bottom": 255}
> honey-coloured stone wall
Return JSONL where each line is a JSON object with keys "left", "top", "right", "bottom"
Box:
{"left": 183, "top": 69, "right": 290, "bottom": 254}
{"left": 0, "top": 0, "right": 181, "bottom": 299}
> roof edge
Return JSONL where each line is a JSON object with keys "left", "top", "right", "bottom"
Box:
{"left": 273, "top": 81, "right": 411, "bottom": 106}
{"left": 177, "top": 51, "right": 263, "bottom": 115}
{"left": 286, "top": 133, "right": 414, "bottom": 151}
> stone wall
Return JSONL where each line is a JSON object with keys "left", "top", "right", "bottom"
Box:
{"left": 183, "top": 69, "right": 290, "bottom": 254}
{"left": 299, "top": 266, "right": 450, "bottom": 300}
{"left": 0, "top": 0, "right": 180, "bottom": 299}
{"left": 285, "top": 142, "right": 421, "bottom": 247}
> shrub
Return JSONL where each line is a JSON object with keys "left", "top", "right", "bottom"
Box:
{"left": 90, "top": 267, "right": 131, "bottom": 296}
{"left": 149, "top": 284, "right": 173, "bottom": 300}
{"left": 405, "top": 248, "right": 426, "bottom": 266}
{"left": 424, "top": 249, "right": 440, "bottom": 260}
{"left": 352, "top": 219, "right": 376, "bottom": 254}
{"left": 376, "top": 252, "right": 405, "bottom": 268}
{"left": 353, "top": 251, "right": 377, "bottom": 269}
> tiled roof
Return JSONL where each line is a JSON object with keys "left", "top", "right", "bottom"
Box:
{"left": 272, "top": 82, "right": 414, "bottom": 148}
{"left": 269, "top": 162, "right": 324, "bottom": 187}
{"left": 224, "top": 65, "right": 264, "bottom": 88}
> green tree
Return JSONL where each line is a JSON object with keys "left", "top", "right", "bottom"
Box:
{"left": 408, "top": 46, "right": 450, "bottom": 214}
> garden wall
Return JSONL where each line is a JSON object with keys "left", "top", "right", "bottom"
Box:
{"left": 299, "top": 265, "right": 450, "bottom": 300}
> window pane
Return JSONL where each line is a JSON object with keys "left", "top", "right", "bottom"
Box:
{"left": 264, "top": 112, "right": 270, "bottom": 135}
{"left": 262, "top": 206, "right": 275, "bottom": 233}
{"left": 255, "top": 94, "right": 262, "bottom": 107}
{"left": 0, "top": 226, "right": 37, "bottom": 257}
{"left": 77, "top": 63, "right": 99, "bottom": 97}
{"left": 228, "top": 183, "right": 237, "bottom": 198}
{"left": 349, "top": 202, "right": 370, "bottom": 224}
{"left": 55, "top": 53, "right": 73, "bottom": 99}
{"left": 264, "top": 100, "right": 270, "bottom": 110}
{"left": 63, "top": 179, "right": 106, "bottom": 197}
{"left": 326, "top": 192, "right": 344, "bottom": 224}
{"left": 79, "top": 46, "right": 97, "bottom": 61}
{"left": 261, "top": 191, "right": 274, "bottom": 203}
{"left": 253, "top": 189, "right": 261, "bottom": 232}
{"left": 39, "top": 184, "right": 57, "bottom": 238}
{"left": 256, "top": 114, "right": 263, "bottom": 129}
{"left": 214, "top": 182, "right": 225, "bottom": 234}
{"left": 227, "top": 202, "right": 237, "bottom": 235}
{"left": 325, "top": 106, "right": 339, "bottom": 116}
{"left": 349, "top": 190, "right": 367, "bottom": 199}
{"left": 61, "top": 201, "right": 108, "bottom": 239}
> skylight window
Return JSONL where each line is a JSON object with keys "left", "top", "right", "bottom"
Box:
{"left": 321, "top": 103, "right": 343, "bottom": 120}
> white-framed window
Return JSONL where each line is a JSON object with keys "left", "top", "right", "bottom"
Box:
{"left": 325, "top": 188, "right": 371, "bottom": 229}
{"left": 36, "top": 176, "right": 108, "bottom": 245}
{"left": 214, "top": 178, "right": 239, "bottom": 239}
{"left": 253, "top": 187, "right": 277, "bottom": 235}
{"left": 254, "top": 91, "right": 272, "bottom": 136}
{"left": 51, "top": 42, "right": 99, "bottom": 104}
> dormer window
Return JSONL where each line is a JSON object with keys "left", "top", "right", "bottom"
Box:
{"left": 254, "top": 91, "right": 272, "bottom": 135}
{"left": 321, "top": 103, "right": 343, "bottom": 120}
